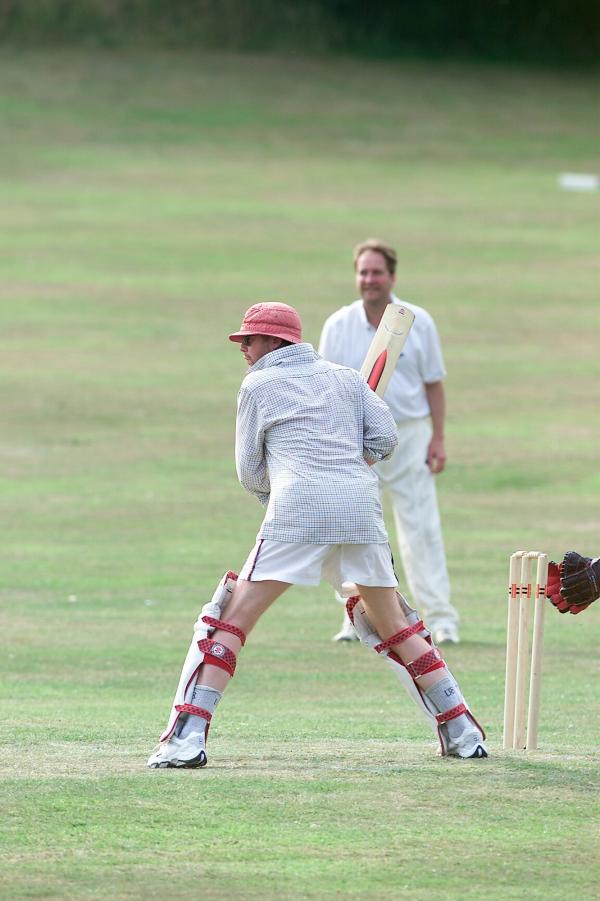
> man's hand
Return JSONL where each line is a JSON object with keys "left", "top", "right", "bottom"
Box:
{"left": 547, "top": 551, "right": 600, "bottom": 615}
{"left": 426, "top": 435, "right": 446, "bottom": 474}
{"left": 560, "top": 550, "right": 600, "bottom": 607}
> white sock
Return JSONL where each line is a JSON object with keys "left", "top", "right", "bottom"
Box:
{"left": 177, "top": 684, "right": 222, "bottom": 740}
{"left": 424, "top": 675, "right": 471, "bottom": 740}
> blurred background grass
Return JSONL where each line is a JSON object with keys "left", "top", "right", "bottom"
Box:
{"left": 1, "top": 46, "right": 599, "bottom": 900}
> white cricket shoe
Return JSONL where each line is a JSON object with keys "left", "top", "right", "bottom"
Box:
{"left": 332, "top": 611, "right": 359, "bottom": 642}
{"left": 445, "top": 725, "right": 488, "bottom": 759}
{"left": 147, "top": 731, "right": 207, "bottom": 769}
{"left": 432, "top": 625, "right": 460, "bottom": 645}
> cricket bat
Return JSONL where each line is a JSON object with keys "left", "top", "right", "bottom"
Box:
{"left": 360, "top": 304, "right": 415, "bottom": 398}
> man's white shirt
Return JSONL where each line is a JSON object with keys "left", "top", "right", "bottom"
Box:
{"left": 318, "top": 296, "right": 446, "bottom": 422}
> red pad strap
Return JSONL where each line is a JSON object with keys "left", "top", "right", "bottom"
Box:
{"left": 175, "top": 703, "right": 212, "bottom": 722}
{"left": 374, "top": 621, "right": 425, "bottom": 653}
{"left": 198, "top": 638, "right": 237, "bottom": 676}
{"left": 346, "top": 596, "right": 361, "bottom": 622}
{"left": 406, "top": 648, "right": 445, "bottom": 678}
{"left": 202, "top": 616, "right": 247, "bottom": 646}
{"left": 435, "top": 702, "right": 468, "bottom": 725}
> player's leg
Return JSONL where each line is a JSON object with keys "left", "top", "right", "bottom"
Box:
{"left": 182, "top": 576, "right": 290, "bottom": 694}
{"left": 354, "top": 584, "right": 486, "bottom": 758}
{"left": 149, "top": 540, "right": 330, "bottom": 769}
{"left": 174, "top": 576, "right": 288, "bottom": 741}
{"left": 377, "top": 419, "right": 459, "bottom": 643}
{"left": 357, "top": 585, "right": 453, "bottom": 690}
{"left": 148, "top": 576, "right": 289, "bottom": 769}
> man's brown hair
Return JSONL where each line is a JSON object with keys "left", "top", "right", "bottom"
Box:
{"left": 353, "top": 239, "right": 397, "bottom": 275}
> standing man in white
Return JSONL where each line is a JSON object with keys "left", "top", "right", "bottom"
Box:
{"left": 319, "top": 239, "right": 461, "bottom": 645}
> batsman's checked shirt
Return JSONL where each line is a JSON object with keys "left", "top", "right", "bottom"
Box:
{"left": 235, "top": 343, "right": 398, "bottom": 544}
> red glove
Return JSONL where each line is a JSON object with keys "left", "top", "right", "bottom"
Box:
{"left": 546, "top": 561, "right": 567, "bottom": 611}
{"left": 547, "top": 552, "right": 597, "bottom": 615}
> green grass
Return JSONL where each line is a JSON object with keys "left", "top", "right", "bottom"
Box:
{"left": 1, "top": 49, "right": 599, "bottom": 899}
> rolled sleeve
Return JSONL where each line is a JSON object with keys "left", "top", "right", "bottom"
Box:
{"left": 420, "top": 313, "right": 446, "bottom": 384}
{"left": 235, "top": 386, "right": 271, "bottom": 501}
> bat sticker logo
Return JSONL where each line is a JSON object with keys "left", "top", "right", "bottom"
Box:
{"left": 383, "top": 307, "right": 411, "bottom": 336}
{"left": 383, "top": 323, "right": 409, "bottom": 337}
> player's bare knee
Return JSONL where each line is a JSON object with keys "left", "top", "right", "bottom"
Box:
{"left": 226, "top": 578, "right": 290, "bottom": 633}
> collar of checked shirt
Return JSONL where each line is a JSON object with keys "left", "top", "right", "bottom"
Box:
{"left": 247, "top": 342, "right": 318, "bottom": 372}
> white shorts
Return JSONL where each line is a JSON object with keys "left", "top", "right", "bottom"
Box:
{"left": 238, "top": 539, "right": 398, "bottom": 594}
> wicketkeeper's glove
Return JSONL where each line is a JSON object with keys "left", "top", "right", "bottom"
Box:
{"left": 546, "top": 551, "right": 600, "bottom": 615}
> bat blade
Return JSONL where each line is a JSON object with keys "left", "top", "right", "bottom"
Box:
{"left": 360, "top": 304, "right": 415, "bottom": 397}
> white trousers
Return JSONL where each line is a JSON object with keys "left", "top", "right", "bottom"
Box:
{"left": 374, "top": 417, "right": 459, "bottom": 630}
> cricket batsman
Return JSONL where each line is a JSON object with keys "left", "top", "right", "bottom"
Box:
{"left": 148, "top": 302, "right": 487, "bottom": 768}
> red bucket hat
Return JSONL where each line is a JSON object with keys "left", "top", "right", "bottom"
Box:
{"left": 228, "top": 302, "right": 302, "bottom": 344}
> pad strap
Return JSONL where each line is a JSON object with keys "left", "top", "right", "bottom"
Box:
{"left": 175, "top": 703, "right": 213, "bottom": 722}
{"left": 198, "top": 638, "right": 238, "bottom": 676}
{"left": 435, "top": 703, "right": 468, "bottom": 725}
{"left": 346, "top": 595, "right": 361, "bottom": 619}
{"left": 202, "top": 616, "right": 247, "bottom": 646}
{"left": 374, "top": 621, "right": 425, "bottom": 653}
{"left": 406, "top": 648, "right": 445, "bottom": 678}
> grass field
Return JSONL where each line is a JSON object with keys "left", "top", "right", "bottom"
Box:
{"left": 1, "top": 49, "right": 600, "bottom": 899}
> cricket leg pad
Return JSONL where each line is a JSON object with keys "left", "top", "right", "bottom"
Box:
{"left": 157, "top": 571, "right": 240, "bottom": 744}
{"left": 346, "top": 595, "right": 441, "bottom": 742}
{"left": 346, "top": 595, "right": 486, "bottom": 756}
{"left": 347, "top": 590, "right": 433, "bottom": 642}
